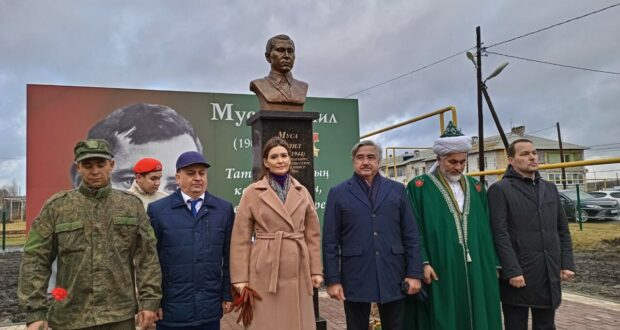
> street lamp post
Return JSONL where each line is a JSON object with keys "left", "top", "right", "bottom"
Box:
{"left": 467, "top": 28, "right": 510, "bottom": 186}
{"left": 481, "top": 63, "right": 510, "bottom": 150}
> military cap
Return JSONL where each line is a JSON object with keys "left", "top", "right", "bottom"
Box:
{"left": 133, "top": 158, "right": 163, "bottom": 174}
{"left": 74, "top": 139, "right": 114, "bottom": 162}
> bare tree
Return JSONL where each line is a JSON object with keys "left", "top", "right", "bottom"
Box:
{"left": 3, "top": 179, "right": 20, "bottom": 196}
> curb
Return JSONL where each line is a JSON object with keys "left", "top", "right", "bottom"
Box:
{"left": 563, "top": 291, "right": 620, "bottom": 312}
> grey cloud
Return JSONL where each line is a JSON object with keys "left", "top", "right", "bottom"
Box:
{"left": 1, "top": 0, "right": 619, "bottom": 190}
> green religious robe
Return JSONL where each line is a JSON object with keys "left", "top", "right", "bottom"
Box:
{"left": 404, "top": 171, "right": 502, "bottom": 330}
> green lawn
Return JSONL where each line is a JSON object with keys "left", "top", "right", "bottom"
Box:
{"left": 569, "top": 221, "right": 620, "bottom": 250}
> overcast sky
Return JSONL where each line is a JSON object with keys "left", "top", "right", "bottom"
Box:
{"left": 1, "top": 0, "right": 619, "bottom": 191}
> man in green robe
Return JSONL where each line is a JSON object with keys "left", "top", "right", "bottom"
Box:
{"left": 404, "top": 122, "right": 502, "bottom": 330}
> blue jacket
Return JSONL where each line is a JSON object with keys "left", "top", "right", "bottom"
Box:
{"left": 322, "top": 175, "right": 423, "bottom": 303}
{"left": 148, "top": 190, "right": 234, "bottom": 327}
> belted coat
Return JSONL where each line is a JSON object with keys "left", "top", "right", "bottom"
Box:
{"left": 230, "top": 176, "right": 322, "bottom": 330}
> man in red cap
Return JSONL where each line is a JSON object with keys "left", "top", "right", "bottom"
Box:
{"left": 128, "top": 157, "right": 168, "bottom": 209}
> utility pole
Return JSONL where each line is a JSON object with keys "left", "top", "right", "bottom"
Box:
{"left": 470, "top": 27, "right": 509, "bottom": 183}
{"left": 476, "top": 26, "right": 485, "bottom": 185}
{"left": 556, "top": 122, "right": 567, "bottom": 189}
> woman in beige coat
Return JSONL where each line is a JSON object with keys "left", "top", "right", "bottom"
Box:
{"left": 230, "top": 136, "right": 323, "bottom": 330}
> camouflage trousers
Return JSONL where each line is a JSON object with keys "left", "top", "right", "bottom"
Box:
{"left": 53, "top": 318, "right": 135, "bottom": 330}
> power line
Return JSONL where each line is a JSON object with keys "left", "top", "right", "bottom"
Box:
{"left": 587, "top": 143, "right": 620, "bottom": 148}
{"left": 340, "top": 3, "right": 620, "bottom": 98}
{"left": 586, "top": 148, "right": 620, "bottom": 153}
{"left": 486, "top": 2, "right": 620, "bottom": 49}
{"left": 488, "top": 51, "right": 620, "bottom": 75}
{"left": 485, "top": 124, "right": 555, "bottom": 137}
{"left": 481, "top": 124, "right": 557, "bottom": 139}
{"left": 525, "top": 125, "right": 556, "bottom": 135}
{"left": 342, "top": 46, "right": 476, "bottom": 98}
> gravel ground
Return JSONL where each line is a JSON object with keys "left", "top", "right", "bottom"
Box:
{"left": 0, "top": 252, "right": 25, "bottom": 325}
{"left": 562, "top": 238, "right": 620, "bottom": 301}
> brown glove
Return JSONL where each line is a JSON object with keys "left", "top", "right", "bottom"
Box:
{"left": 233, "top": 286, "right": 263, "bottom": 326}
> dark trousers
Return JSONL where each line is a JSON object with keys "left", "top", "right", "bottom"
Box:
{"left": 156, "top": 321, "right": 219, "bottom": 330}
{"left": 344, "top": 299, "right": 405, "bottom": 330}
{"left": 502, "top": 303, "right": 556, "bottom": 330}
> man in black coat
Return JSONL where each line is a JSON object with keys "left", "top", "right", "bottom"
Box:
{"left": 488, "top": 139, "right": 575, "bottom": 330}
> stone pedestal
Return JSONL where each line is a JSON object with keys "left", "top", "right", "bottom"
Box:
{"left": 246, "top": 110, "right": 327, "bottom": 330}
{"left": 246, "top": 111, "right": 319, "bottom": 195}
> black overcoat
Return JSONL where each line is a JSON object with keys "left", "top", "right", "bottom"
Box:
{"left": 488, "top": 166, "right": 575, "bottom": 309}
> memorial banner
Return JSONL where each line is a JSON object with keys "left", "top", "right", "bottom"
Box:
{"left": 26, "top": 84, "right": 359, "bottom": 226}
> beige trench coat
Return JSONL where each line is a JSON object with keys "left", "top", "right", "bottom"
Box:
{"left": 230, "top": 176, "right": 322, "bottom": 330}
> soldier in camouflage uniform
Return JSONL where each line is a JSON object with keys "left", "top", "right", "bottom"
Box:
{"left": 18, "top": 139, "right": 162, "bottom": 330}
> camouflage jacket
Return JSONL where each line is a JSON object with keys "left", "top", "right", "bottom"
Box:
{"left": 18, "top": 184, "right": 162, "bottom": 329}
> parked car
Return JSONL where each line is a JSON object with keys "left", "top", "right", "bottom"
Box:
{"left": 589, "top": 190, "right": 620, "bottom": 204}
{"left": 558, "top": 190, "right": 620, "bottom": 222}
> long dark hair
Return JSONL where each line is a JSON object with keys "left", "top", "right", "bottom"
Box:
{"left": 258, "top": 136, "right": 292, "bottom": 180}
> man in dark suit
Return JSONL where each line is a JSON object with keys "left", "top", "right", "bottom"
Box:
{"left": 250, "top": 34, "right": 308, "bottom": 112}
{"left": 323, "top": 140, "right": 424, "bottom": 330}
{"left": 148, "top": 151, "right": 234, "bottom": 330}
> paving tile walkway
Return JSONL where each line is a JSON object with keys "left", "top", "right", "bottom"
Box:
{"left": 3, "top": 291, "right": 618, "bottom": 329}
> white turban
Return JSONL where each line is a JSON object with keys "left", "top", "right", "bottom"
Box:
{"left": 429, "top": 123, "right": 472, "bottom": 173}
{"left": 432, "top": 135, "right": 472, "bottom": 156}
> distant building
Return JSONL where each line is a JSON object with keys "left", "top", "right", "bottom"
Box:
{"left": 1, "top": 196, "right": 26, "bottom": 221}
{"left": 381, "top": 149, "right": 434, "bottom": 185}
{"left": 380, "top": 126, "right": 587, "bottom": 187}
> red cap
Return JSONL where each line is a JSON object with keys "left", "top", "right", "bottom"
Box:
{"left": 133, "top": 158, "right": 163, "bottom": 174}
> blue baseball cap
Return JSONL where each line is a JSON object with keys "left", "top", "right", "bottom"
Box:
{"left": 176, "top": 151, "right": 211, "bottom": 171}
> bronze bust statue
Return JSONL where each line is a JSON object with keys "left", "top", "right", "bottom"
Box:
{"left": 250, "top": 34, "right": 308, "bottom": 111}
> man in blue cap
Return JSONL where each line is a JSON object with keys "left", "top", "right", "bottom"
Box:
{"left": 147, "top": 151, "right": 235, "bottom": 330}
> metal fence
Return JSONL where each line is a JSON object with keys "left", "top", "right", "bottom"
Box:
{"left": 583, "top": 178, "right": 620, "bottom": 192}
{"left": 1, "top": 210, "right": 27, "bottom": 252}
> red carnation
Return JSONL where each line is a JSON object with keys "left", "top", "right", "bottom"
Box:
{"left": 51, "top": 287, "right": 68, "bottom": 301}
{"left": 415, "top": 180, "right": 424, "bottom": 187}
